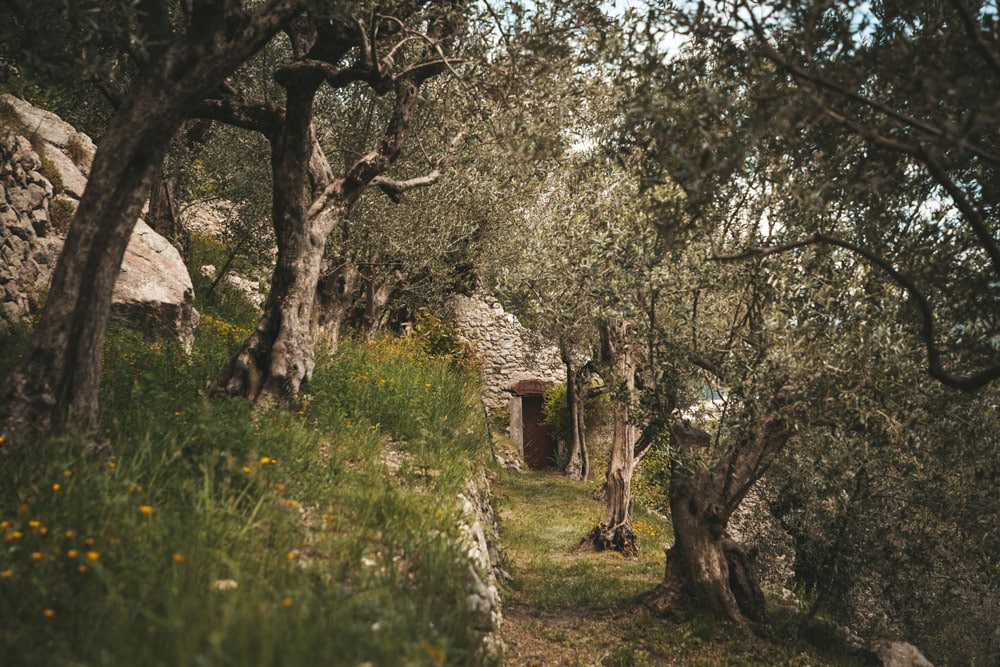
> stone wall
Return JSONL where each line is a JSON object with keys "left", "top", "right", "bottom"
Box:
{"left": 444, "top": 294, "right": 565, "bottom": 412}
{"left": 0, "top": 131, "right": 61, "bottom": 334}
{"left": 0, "top": 95, "right": 198, "bottom": 350}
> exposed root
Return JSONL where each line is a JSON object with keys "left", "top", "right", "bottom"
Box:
{"left": 580, "top": 523, "right": 640, "bottom": 557}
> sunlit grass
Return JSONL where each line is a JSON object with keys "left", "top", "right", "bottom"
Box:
{"left": 0, "top": 303, "right": 494, "bottom": 665}
{"left": 495, "top": 468, "right": 866, "bottom": 666}
{"left": 495, "top": 469, "right": 668, "bottom": 611}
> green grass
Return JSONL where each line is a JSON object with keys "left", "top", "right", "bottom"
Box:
{"left": 496, "top": 470, "right": 666, "bottom": 611}
{"left": 0, "top": 309, "right": 494, "bottom": 665}
{"left": 494, "top": 468, "right": 867, "bottom": 666}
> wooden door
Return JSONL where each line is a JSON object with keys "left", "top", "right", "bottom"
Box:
{"left": 521, "top": 395, "right": 554, "bottom": 469}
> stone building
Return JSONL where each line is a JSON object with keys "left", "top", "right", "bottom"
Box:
{"left": 444, "top": 294, "right": 564, "bottom": 468}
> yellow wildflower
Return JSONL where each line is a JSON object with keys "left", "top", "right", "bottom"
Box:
{"left": 139, "top": 505, "right": 154, "bottom": 515}
{"left": 242, "top": 466, "right": 251, "bottom": 473}
{"left": 260, "top": 456, "right": 272, "bottom": 465}
{"left": 43, "top": 609, "right": 55, "bottom": 618}
{"left": 1, "top": 569, "right": 12, "bottom": 578}
{"left": 30, "top": 552, "right": 43, "bottom": 561}
{"left": 86, "top": 551, "right": 100, "bottom": 561}
{"left": 63, "top": 470, "right": 72, "bottom": 478}
{"left": 0, "top": 521, "right": 7, "bottom": 529}
{"left": 107, "top": 461, "right": 117, "bottom": 469}
{"left": 5, "top": 531, "right": 23, "bottom": 541}
{"left": 77, "top": 565, "right": 87, "bottom": 573}
{"left": 67, "top": 550, "right": 78, "bottom": 559}
{"left": 52, "top": 483, "right": 60, "bottom": 491}
{"left": 64, "top": 530, "right": 74, "bottom": 538}
{"left": 282, "top": 597, "right": 293, "bottom": 607}
{"left": 172, "top": 552, "right": 184, "bottom": 563}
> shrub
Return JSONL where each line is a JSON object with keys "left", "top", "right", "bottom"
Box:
{"left": 49, "top": 197, "right": 75, "bottom": 233}
{"left": 65, "top": 134, "right": 89, "bottom": 167}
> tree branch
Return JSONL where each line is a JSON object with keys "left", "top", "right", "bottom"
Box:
{"left": 193, "top": 94, "right": 283, "bottom": 140}
{"left": 915, "top": 145, "right": 1000, "bottom": 275}
{"left": 741, "top": 2, "right": 1000, "bottom": 169}
{"left": 369, "top": 132, "right": 465, "bottom": 202}
{"left": 947, "top": 0, "right": 1000, "bottom": 78}
{"left": 713, "top": 233, "right": 1000, "bottom": 391}
{"left": 275, "top": 58, "right": 370, "bottom": 90}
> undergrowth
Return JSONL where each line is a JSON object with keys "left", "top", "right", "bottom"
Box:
{"left": 0, "top": 293, "right": 493, "bottom": 664}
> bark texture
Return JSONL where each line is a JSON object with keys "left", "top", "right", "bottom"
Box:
{"left": 209, "top": 4, "right": 462, "bottom": 405}
{"left": 584, "top": 320, "right": 640, "bottom": 555}
{"left": 215, "top": 73, "right": 332, "bottom": 404}
{"left": 0, "top": 0, "right": 307, "bottom": 447}
{"left": 561, "top": 344, "right": 589, "bottom": 482}
{"left": 641, "top": 412, "right": 791, "bottom": 630}
{"left": 312, "top": 262, "right": 362, "bottom": 350}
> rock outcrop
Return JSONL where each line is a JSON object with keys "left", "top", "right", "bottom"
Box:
{"left": 0, "top": 93, "right": 96, "bottom": 200}
{"left": 445, "top": 294, "right": 565, "bottom": 412}
{"left": 114, "top": 219, "right": 198, "bottom": 352}
{"left": 0, "top": 95, "right": 197, "bottom": 349}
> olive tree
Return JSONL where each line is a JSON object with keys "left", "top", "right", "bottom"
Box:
{"left": 0, "top": 0, "right": 309, "bottom": 448}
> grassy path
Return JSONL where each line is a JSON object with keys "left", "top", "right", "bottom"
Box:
{"left": 493, "top": 468, "right": 681, "bottom": 666}
{"left": 492, "top": 468, "right": 854, "bottom": 666}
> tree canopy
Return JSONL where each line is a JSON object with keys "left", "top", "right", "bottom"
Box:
{"left": 1, "top": 0, "right": 998, "bottom": 663}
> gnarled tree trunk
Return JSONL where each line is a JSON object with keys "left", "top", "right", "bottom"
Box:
{"left": 0, "top": 1, "right": 306, "bottom": 447}
{"left": 216, "top": 73, "right": 442, "bottom": 405}
{"left": 584, "top": 319, "right": 640, "bottom": 555}
{"left": 561, "top": 344, "right": 589, "bottom": 481}
{"left": 641, "top": 413, "right": 790, "bottom": 631}
{"left": 215, "top": 73, "right": 334, "bottom": 404}
{"left": 210, "top": 5, "right": 461, "bottom": 406}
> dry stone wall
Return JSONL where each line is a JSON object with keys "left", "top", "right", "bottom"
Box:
{"left": 0, "top": 95, "right": 198, "bottom": 350}
{"left": 0, "top": 131, "right": 61, "bottom": 333}
{"left": 444, "top": 294, "right": 565, "bottom": 412}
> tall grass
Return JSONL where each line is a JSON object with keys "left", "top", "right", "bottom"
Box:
{"left": 0, "top": 300, "right": 493, "bottom": 664}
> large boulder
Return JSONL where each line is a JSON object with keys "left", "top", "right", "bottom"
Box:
{"left": 113, "top": 219, "right": 199, "bottom": 353}
{"left": 0, "top": 96, "right": 197, "bottom": 349}
{"left": 864, "top": 640, "right": 934, "bottom": 667}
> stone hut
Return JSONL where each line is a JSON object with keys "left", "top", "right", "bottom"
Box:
{"left": 444, "top": 294, "right": 565, "bottom": 468}
{"left": 508, "top": 378, "right": 557, "bottom": 469}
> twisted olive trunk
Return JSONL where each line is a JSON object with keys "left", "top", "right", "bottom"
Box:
{"left": 583, "top": 320, "right": 639, "bottom": 555}
{"left": 0, "top": 1, "right": 305, "bottom": 447}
